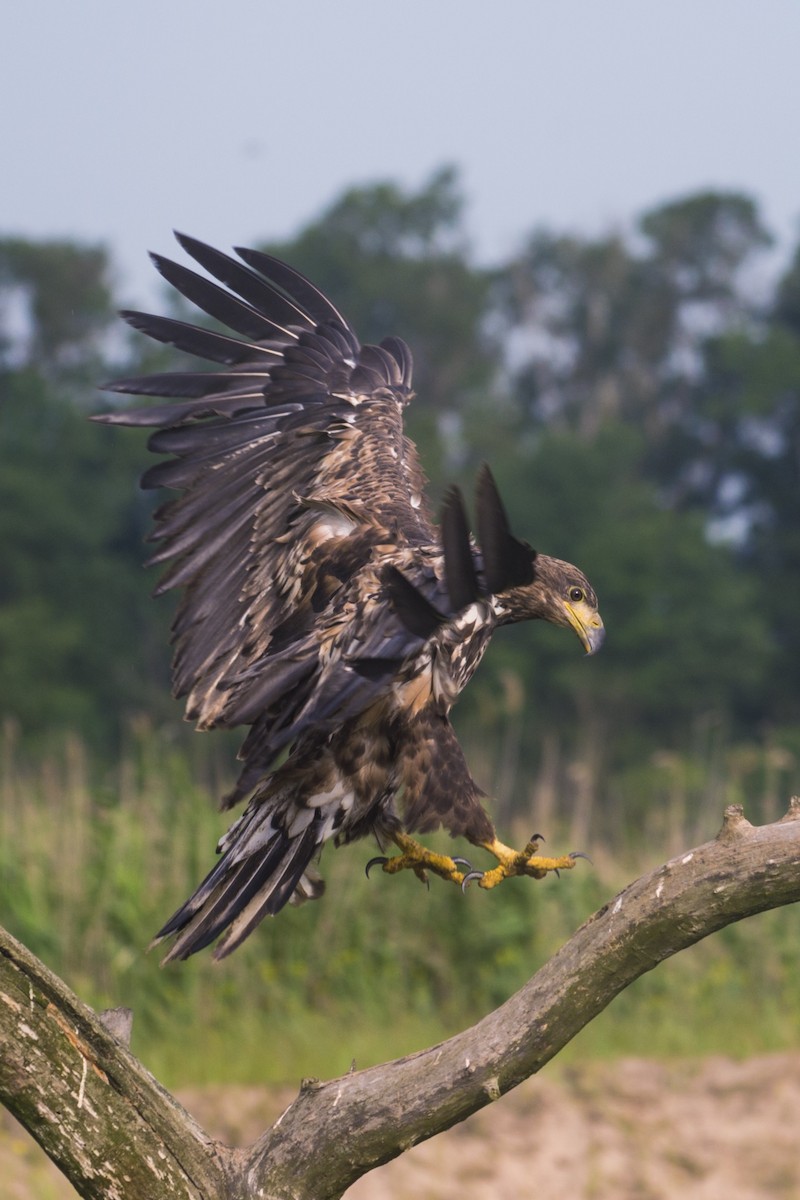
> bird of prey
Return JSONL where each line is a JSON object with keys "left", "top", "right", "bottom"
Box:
{"left": 95, "top": 233, "right": 604, "bottom": 961}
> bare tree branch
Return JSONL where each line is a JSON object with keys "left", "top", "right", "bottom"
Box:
{"left": 2, "top": 801, "right": 800, "bottom": 1200}
{"left": 0, "top": 929, "right": 229, "bottom": 1198}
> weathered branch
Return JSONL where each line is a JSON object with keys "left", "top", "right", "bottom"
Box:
{"left": 2, "top": 801, "right": 800, "bottom": 1200}
{"left": 0, "top": 926, "right": 229, "bottom": 1198}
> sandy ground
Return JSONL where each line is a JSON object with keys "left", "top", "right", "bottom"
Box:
{"left": 3, "top": 1053, "right": 799, "bottom": 1198}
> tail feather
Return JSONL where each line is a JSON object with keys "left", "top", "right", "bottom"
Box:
{"left": 158, "top": 837, "right": 288, "bottom": 962}
{"left": 155, "top": 814, "right": 323, "bottom": 963}
{"left": 211, "top": 827, "right": 321, "bottom": 959}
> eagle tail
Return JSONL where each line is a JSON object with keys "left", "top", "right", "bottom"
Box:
{"left": 153, "top": 807, "right": 324, "bottom": 963}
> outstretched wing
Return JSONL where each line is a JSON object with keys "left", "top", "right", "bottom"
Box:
{"left": 94, "top": 233, "right": 434, "bottom": 742}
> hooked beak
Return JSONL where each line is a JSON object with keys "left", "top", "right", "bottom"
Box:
{"left": 562, "top": 599, "right": 605, "bottom": 656}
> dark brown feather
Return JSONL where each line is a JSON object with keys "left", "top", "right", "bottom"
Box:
{"left": 383, "top": 566, "right": 445, "bottom": 639}
{"left": 150, "top": 252, "right": 292, "bottom": 343}
{"left": 441, "top": 486, "right": 481, "bottom": 609}
{"left": 400, "top": 711, "right": 494, "bottom": 844}
{"left": 119, "top": 309, "right": 278, "bottom": 365}
{"left": 95, "top": 234, "right": 601, "bottom": 960}
{"left": 175, "top": 232, "right": 318, "bottom": 334}
{"left": 234, "top": 245, "right": 349, "bottom": 328}
{"left": 475, "top": 464, "right": 537, "bottom": 593}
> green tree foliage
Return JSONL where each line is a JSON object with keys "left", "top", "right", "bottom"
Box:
{"left": 775, "top": 242, "right": 800, "bottom": 334}
{"left": 0, "top": 368, "right": 169, "bottom": 743}
{"left": 0, "top": 240, "right": 170, "bottom": 747}
{"left": 0, "top": 238, "right": 115, "bottom": 381}
{"left": 499, "top": 229, "right": 677, "bottom": 437}
{"left": 498, "top": 190, "right": 773, "bottom": 443}
{"left": 454, "top": 189, "right": 784, "bottom": 786}
{"left": 639, "top": 191, "right": 772, "bottom": 304}
{"left": 452, "top": 420, "right": 772, "bottom": 815}
{"left": 677, "top": 327, "right": 800, "bottom": 719}
{"left": 0, "top": 178, "right": 798, "bottom": 783}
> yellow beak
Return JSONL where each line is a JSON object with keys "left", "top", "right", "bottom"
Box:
{"left": 562, "top": 599, "right": 605, "bottom": 656}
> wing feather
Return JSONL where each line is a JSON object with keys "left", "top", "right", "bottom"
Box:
{"left": 118, "top": 310, "right": 279, "bottom": 365}
{"left": 94, "top": 235, "right": 435, "bottom": 787}
{"left": 441, "top": 486, "right": 481, "bottom": 609}
{"left": 175, "top": 231, "right": 319, "bottom": 335}
{"left": 149, "top": 252, "right": 296, "bottom": 343}
{"left": 95, "top": 392, "right": 265, "bottom": 426}
{"left": 105, "top": 371, "right": 270, "bottom": 399}
{"left": 474, "top": 464, "right": 537, "bottom": 592}
{"left": 234, "top": 245, "right": 349, "bottom": 328}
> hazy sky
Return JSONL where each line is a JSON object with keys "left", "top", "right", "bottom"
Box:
{"left": 3, "top": 0, "right": 799, "bottom": 304}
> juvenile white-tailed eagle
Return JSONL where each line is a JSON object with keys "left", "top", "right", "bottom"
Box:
{"left": 95, "top": 234, "right": 604, "bottom": 961}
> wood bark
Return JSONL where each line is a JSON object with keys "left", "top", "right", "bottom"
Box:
{"left": 2, "top": 801, "right": 799, "bottom": 1200}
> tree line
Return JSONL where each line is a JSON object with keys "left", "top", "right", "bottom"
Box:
{"left": 1, "top": 166, "right": 798, "bottom": 819}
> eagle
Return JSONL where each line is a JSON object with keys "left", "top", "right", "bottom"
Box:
{"left": 95, "top": 233, "right": 604, "bottom": 961}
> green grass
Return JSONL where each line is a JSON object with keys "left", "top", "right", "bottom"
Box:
{"left": 0, "top": 721, "right": 797, "bottom": 1087}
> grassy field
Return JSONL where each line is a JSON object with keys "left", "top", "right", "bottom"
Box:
{"left": 0, "top": 720, "right": 798, "bottom": 1089}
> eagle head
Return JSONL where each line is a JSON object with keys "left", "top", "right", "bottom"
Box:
{"left": 498, "top": 554, "right": 605, "bottom": 655}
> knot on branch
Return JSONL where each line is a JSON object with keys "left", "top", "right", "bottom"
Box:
{"left": 781, "top": 796, "right": 800, "bottom": 822}
{"left": 716, "top": 804, "right": 754, "bottom": 845}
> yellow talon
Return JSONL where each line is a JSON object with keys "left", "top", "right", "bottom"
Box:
{"left": 473, "top": 837, "right": 583, "bottom": 889}
{"left": 367, "top": 832, "right": 468, "bottom": 886}
{"left": 366, "top": 833, "right": 587, "bottom": 892}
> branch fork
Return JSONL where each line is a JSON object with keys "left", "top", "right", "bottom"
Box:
{"left": 2, "top": 801, "right": 799, "bottom": 1199}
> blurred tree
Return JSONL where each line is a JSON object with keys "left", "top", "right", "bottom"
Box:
{"left": 0, "top": 365, "right": 168, "bottom": 743}
{"left": 455, "top": 422, "right": 772, "bottom": 788}
{"left": 617, "top": 221, "right": 800, "bottom": 722}
{"left": 498, "top": 230, "right": 676, "bottom": 438}
{"left": 0, "top": 238, "right": 115, "bottom": 382}
{"left": 461, "top": 194, "right": 776, "bottom": 752}
{"left": 640, "top": 191, "right": 772, "bottom": 306}
{"left": 674, "top": 318, "right": 800, "bottom": 715}
{"left": 0, "top": 184, "right": 794, "bottom": 768}
{"left": 774, "top": 241, "right": 800, "bottom": 334}
{"left": 498, "top": 191, "right": 772, "bottom": 452}
{"left": 0, "top": 238, "right": 170, "bottom": 746}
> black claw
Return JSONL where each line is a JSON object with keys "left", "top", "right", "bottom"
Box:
{"left": 530, "top": 832, "right": 546, "bottom": 843}
{"left": 461, "top": 870, "right": 484, "bottom": 893}
{"left": 569, "top": 851, "right": 593, "bottom": 865}
{"left": 365, "top": 855, "right": 388, "bottom": 878}
{"left": 451, "top": 856, "right": 472, "bottom": 870}
{"left": 553, "top": 868, "right": 561, "bottom": 879}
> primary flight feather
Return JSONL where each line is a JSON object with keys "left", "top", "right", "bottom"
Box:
{"left": 95, "top": 233, "right": 604, "bottom": 961}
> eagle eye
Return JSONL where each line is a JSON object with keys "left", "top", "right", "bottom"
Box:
{"left": 569, "top": 587, "right": 585, "bottom": 603}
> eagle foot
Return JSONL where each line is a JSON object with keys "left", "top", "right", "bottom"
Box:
{"left": 365, "top": 832, "right": 470, "bottom": 887}
{"left": 462, "top": 836, "right": 590, "bottom": 891}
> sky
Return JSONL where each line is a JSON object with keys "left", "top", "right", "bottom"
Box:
{"left": 2, "top": 0, "right": 799, "bottom": 305}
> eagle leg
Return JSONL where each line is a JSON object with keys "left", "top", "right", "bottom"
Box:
{"left": 366, "top": 831, "right": 469, "bottom": 887}
{"left": 464, "top": 836, "right": 588, "bottom": 890}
